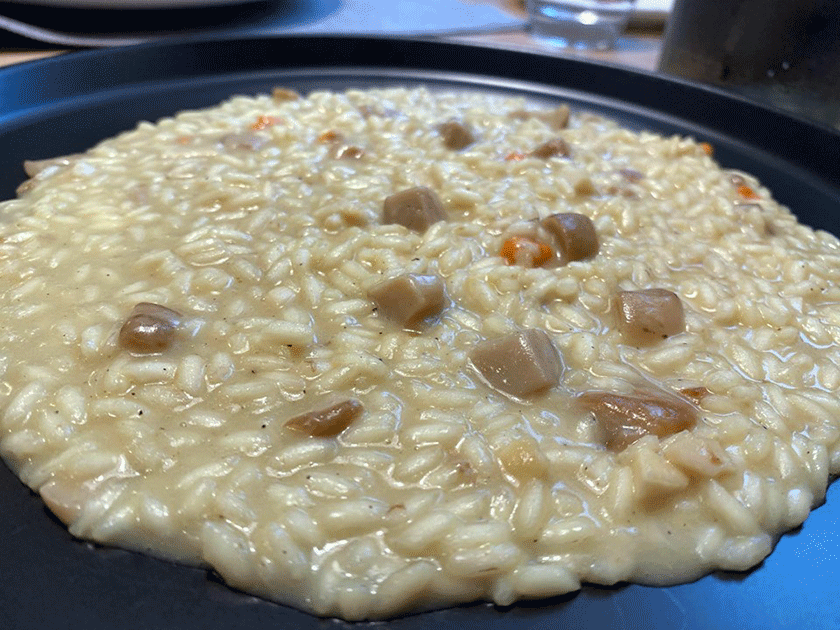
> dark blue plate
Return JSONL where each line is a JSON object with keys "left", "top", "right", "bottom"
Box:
{"left": 1, "top": 36, "right": 839, "bottom": 630}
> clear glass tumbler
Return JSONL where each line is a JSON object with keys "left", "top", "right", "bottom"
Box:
{"left": 527, "top": 0, "right": 637, "bottom": 50}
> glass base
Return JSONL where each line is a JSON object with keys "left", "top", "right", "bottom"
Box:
{"left": 528, "top": 0, "right": 630, "bottom": 50}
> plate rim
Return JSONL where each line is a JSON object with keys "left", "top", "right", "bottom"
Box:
{"left": 1, "top": 34, "right": 840, "bottom": 630}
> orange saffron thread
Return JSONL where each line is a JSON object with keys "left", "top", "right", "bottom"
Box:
{"left": 737, "top": 185, "right": 760, "bottom": 200}
{"left": 251, "top": 115, "right": 282, "bottom": 131}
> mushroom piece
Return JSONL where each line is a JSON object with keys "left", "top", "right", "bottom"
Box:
{"left": 540, "top": 213, "right": 599, "bottom": 263}
{"left": 272, "top": 87, "right": 301, "bottom": 101}
{"left": 383, "top": 186, "right": 447, "bottom": 233}
{"left": 544, "top": 105, "right": 571, "bottom": 130}
{"left": 437, "top": 120, "right": 475, "bottom": 151}
{"left": 369, "top": 274, "right": 447, "bottom": 328}
{"left": 39, "top": 478, "right": 87, "bottom": 525}
{"left": 509, "top": 105, "right": 571, "bottom": 130}
{"left": 470, "top": 329, "right": 563, "bottom": 398}
{"left": 578, "top": 390, "right": 698, "bottom": 451}
{"left": 530, "top": 138, "right": 571, "bottom": 159}
{"left": 614, "top": 289, "right": 685, "bottom": 345}
{"left": 23, "top": 154, "right": 82, "bottom": 178}
{"left": 336, "top": 146, "right": 365, "bottom": 160}
{"left": 495, "top": 436, "right": 549, "bottom": 480}
{"left": 118, "top": 302, "right": 182, "bottom": 353}
{"left": 285, "top": 398, "right": 364, "bottom": 437}
{"left": 618, "top": 168, "right": 645, "bottom": 182}
{"left": 321, "top": 130, "right": 347, "bottom": 144}
{"left": 679, "top": 386, "right": 711, "bottom": 405}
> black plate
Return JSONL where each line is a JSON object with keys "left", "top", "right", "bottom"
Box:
{"left": 1, "top": 36, "right": 839, "bottom": 630}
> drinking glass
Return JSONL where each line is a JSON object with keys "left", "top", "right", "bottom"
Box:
{"left": 527, "top": 0, "right": 637, "bottom": 50}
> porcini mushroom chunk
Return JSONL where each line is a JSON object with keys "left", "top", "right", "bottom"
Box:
{"left": 369, "top": 274, "right": 446, "bottom": 328}
{"left": 540, "top": 213, "right": 599, "bottom": 262}
{"left": 23, "top": 154, "right": 82, "bottom": 177}
{"left": 438, "top": 120, "right": 475, "bottom": 150}
{"left": 508, "top": 105, "right": 570, "bottom": 130}
{"left": 615, "top": 289, "right": 685, "bottom": 345}
{"left": 383, "top": 187, "right": 447, "bottom": 233}
{"left": 470, "top": 329, "right": 563, "bottom": 398}
{"left": 336, "top": 146, "right": 365, "bottom": 160}
{"left": 285, "top": 399, "right": 364, "bottom": 437}
{"left": 546, "top": 105, "right": 571, "bottom": 129}
{"left": 495, "top": 436, "right": 549, "bottom": 480}
{"left": 272, "top": 87, "right": 301, "bottom": 101}
{"left": 118, "top": 302, "right": 181, "bottom": 353}
{"left": 578, "top": 391, "right": 698, "bottom": 451}
{"left": 39, "top": 478, "right": 86, "bottom": 525}
{"left": 530, "top": 138, "right": 571, "bottom": 159}
{"left": 619, "top": 168, "right": 644, "bottom": 182}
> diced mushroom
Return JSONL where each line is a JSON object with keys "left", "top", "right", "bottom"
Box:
{"left": 578, "top": 390, "right": 698, "bottom": 451}
{"left": 470, "top": 329, "right": 563, "bottom": 398}
{"left": 572, "top": 176, "right": 597, "bottom": 197}
{"left": 272, "top": 87, "right": 300, "bottom": 101}
{"left": 495, "top": 436, "right": 549, "bottom": 480}
{"left": 220, "top": 133, "right": 268, "bottom": 151}
{"left": 118, "top": 302, "right": 182, "bottom": 353}
{"left": 23, "top": 154, "right": 82, "bottom": 178}
{"left": 285, "top": 398, "right": 364, "bottom": 437}
{"left": 369, "top": 274, "right": 446, "bottom": 327}
{"left": 318, "top": 130, "right": 344, "bottom": 144}
{"left": 336, "top": 146, "right": 365, "bottom": 160}
{"left": 618, "top": 168, "right": 645, "bottom": 182}
{"left": 545, "top": 105, "right": 571, "bottom": 129}
{"left": 614, "top": 289, "right": 685, "bottom": 345}
{"left": 39, "top": 478, "right": 87, "bottom": 525}
{"left": 540, "top": 213, "right": 599, "bottom": 263}
{"left": 23, "top": 159, "right": 50, "bottom": 178}
{"left": 383, "top": 187, "right": 447, "bottom": 233}
{"left": 679, "top": 386, "right": 710, "bottom": 405}
{"left": 16, "top": 179, "right": 36, "bottom": 196}
{"left": 530, "top": 138, "right": 571, "bottom": 159}
{"left": 605, "top": 184, "right": 638, "bottom": 199}
{"left": 437, "top": 120, "right": 475, "bottom": 151}
{"left": 509, "top": 105, "right": 570, "bottom": 130}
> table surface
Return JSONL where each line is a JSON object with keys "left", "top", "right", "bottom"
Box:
{"left": 0, "top": 0, "right": 664, "bottom": 71}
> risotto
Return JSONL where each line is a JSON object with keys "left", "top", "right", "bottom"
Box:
{"left": 1, "top": 86, "right": 839, "bottom": 620}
